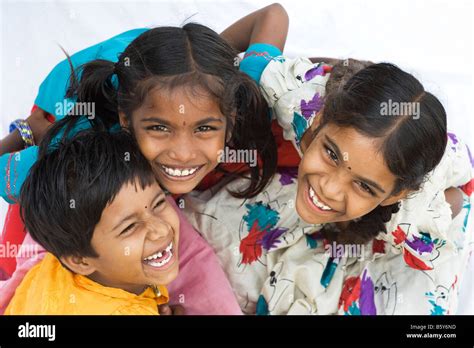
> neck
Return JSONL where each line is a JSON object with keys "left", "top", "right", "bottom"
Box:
{"left": 87, "top": 272, "right": 147, "bottom": 295}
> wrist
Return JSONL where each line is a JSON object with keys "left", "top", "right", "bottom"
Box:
{"left": 9, "top": 119, "right": 35, "bottom": 148}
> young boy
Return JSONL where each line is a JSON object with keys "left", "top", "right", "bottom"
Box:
{"left": 5, "top": 130, "right": 180, "bottom": 315}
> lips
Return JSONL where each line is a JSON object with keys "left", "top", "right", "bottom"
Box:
{"left": 142, "top": 240, "right": 176, "bottom": 270}
{"left": 305, "top": 181, "right": 339, "bottom": 215}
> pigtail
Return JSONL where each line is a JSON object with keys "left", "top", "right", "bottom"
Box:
{"left": 67, "top": 59, "right": 118, "bottom": 129}
{"left": 320, "top": 202, "right": 401, "bottom": 245}
{"left": 39, "top": 52, "right": 118, "bottom": 158}
{"left": 219, "top": 72, "right": 277, "bottom": 198}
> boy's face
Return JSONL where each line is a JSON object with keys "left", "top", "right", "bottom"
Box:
{"left": 85, "top": 179, "right": 180, "bottom": 295}
{"left": 121, "top": 86, "right": 227, "bottom": 195}
{"left": 296, "top": 123, "right": 405, "bottom": 225}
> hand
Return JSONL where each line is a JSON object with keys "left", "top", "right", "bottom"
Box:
{"left": 26, "top": 108, "right": 53, "bottom": 145}
{"left": 158, "top": 304, "right": 185, "bottom": 315}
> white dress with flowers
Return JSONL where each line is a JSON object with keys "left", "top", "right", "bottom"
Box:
{"left": 181, "top": 56, "right": 474, "bottom": 315}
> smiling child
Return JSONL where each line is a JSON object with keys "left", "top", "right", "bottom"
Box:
{"left": 5, "top": 130, "right": 180, "bottom": 314}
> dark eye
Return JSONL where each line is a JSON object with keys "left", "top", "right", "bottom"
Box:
{"left": 120, "top": 223, "right": 136, "bottom": 235}
{"left": 324, "top": 145, "right": 338, "bottom": 163}
{"left": 356, "top": 181, "right": 375, "bottom": 196}
{"left": 153, "top": 199, "right": 165, "bottom": 210}
{"left": 147, "top": 125, "right": 169, "bottom": 132}
{"left": 195, "top": 125, "right": 216, "bottom": 133}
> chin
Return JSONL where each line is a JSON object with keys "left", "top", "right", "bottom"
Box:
{"left": 155, "top": 264, "right": 179, "bottom": 286}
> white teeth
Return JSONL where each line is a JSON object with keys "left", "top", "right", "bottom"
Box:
{"left": 308, "top": 186, "right": 333, "bottom": 211}
{"left": 143, "top": 241, "right": 173, "bottom": 261}
{"left": 161, "top": 165, "right": 199, "bottom": 177}
{"left": 147, "top": 250, "right": 173, "bottom": 268}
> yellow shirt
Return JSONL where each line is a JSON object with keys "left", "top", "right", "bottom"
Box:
{"left": 5, "top": 253, "right": 169, "bottom": 315}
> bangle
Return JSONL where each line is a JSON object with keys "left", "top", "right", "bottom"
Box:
{"left": 9, "top": 119, "right": 35, "bottom": 148}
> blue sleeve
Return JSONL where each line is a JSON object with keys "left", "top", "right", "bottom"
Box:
{"left": 0, "top": 28, "right": 148, "bottom": 203}
{"left": 239, "top": 43, "right": 282, "bottom": 84}
{"left": 0, "top": 147, "right": 39, "bottom": 204}
{"left": 34, "top": 28, "right": 149, "bottom": 119}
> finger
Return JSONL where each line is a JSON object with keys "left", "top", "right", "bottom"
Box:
{"left": 172, "top": 305, "right": 185, "bottom": 315}
{"left": 158, "top": 304, "right": 172, "bottom": 315}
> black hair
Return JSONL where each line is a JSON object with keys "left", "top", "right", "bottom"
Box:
{"left": 317, "top": 63, "right": 447, "bottom": 245}
{"left": 20, "top": 130, "right": 156, "bottom": 258}
{"left": 41, "top": 24, "right": 277, "bottom": 198}
{"left": 325, "top": 58, "right": 373, "bottom": 95}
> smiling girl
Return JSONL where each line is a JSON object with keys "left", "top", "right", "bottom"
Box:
{"left": 181, "top": 57, "right": 472, "bottom": 314}
{"left": 0, "top": 4, "right": 291, "bottom": 314}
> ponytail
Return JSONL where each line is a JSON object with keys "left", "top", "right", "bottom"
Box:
{"left": 67, "top": 59, "right": 118, "bottom": 130}
{"left": 216, "top": 71, "right": 277, "bottom": 198}
{"left": 40, "top": 54, "right": 119, "bottom": 158}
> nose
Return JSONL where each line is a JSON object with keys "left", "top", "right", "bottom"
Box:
{"left": 168, "top": 133, "right": 197, "bottom": 162}
{"left": 145, "top": 217, "right": 172, "bottom": 241}
{"left": 319, "top": 171, "right": 346, "bottom": 203}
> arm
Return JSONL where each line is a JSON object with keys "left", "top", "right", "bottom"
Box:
{"left": 0, "top": 131, "right": 23, "bottom": 156}
{"left": 220, "top": 3, "right": 289, "bottom": 53}
{"left": 0, "top": 108, "right": 52, "bottom": 156}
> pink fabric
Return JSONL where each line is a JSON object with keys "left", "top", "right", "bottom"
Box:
{"left": 0, "top": 197, "right": 242, "bottom": 315}
{"left": 0, "top": 233, "right": 46, "bottom": 314}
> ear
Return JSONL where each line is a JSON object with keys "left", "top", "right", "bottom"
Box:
{"left": 379, "top": 189, "right": 410, "bottom": 206}
{"left": 60, "top": 255, "right": 97, "bottom": 276}
{"left": 118, "top": 111, "right": 130, "bottom": 130}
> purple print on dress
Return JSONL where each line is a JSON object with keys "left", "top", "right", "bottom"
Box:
{"left": 304, "top": 65, "right": 325, "bottom": 81}
{"left": 301, "top": 92, "right": 323, "bottom": 120}
{"left": 359, "top": 270, "right": 376, "bottom": 315}
{"left": 405, "top": 234, "right": 434, "bottom": 254}
{"left": 260, "top": 227, "right": 288, "bottom": 251}
{"left": 279, "top": 167, "right": 298, "bottom": 185}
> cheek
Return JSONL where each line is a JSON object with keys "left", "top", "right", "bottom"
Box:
{"left": 299, "top": 147, "right": 327, "bottom": 176}
{"left": 94, "top": 235, "right": 144, "bottom": 267}
{"left": 201, "top": 133, "right": 226, "bottom": 163}
{"left": 134, "top": 131, "right": 162, "bottom": 162}
{"left": 344, "top": 195, "right": 382, "bottom": 221}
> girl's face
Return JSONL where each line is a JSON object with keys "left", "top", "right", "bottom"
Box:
{"left": 121, "top": 87, "right": 227, "bottom": 195}
{"left": 296, "top": 122, "right": 406, "bottom": 225}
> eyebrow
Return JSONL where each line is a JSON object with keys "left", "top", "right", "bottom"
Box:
{"left": 112, "top": 191, "right": 165, "bottom": 233}
{"left": 141, "top": 116, "right": 223, "bottom": 127}
{"left": 324, "top": 135, "right": 386, "bottom": 194}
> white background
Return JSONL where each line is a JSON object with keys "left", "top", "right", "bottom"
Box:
{"left": 1, "top": 0, "right": 473, "bottom": 313}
